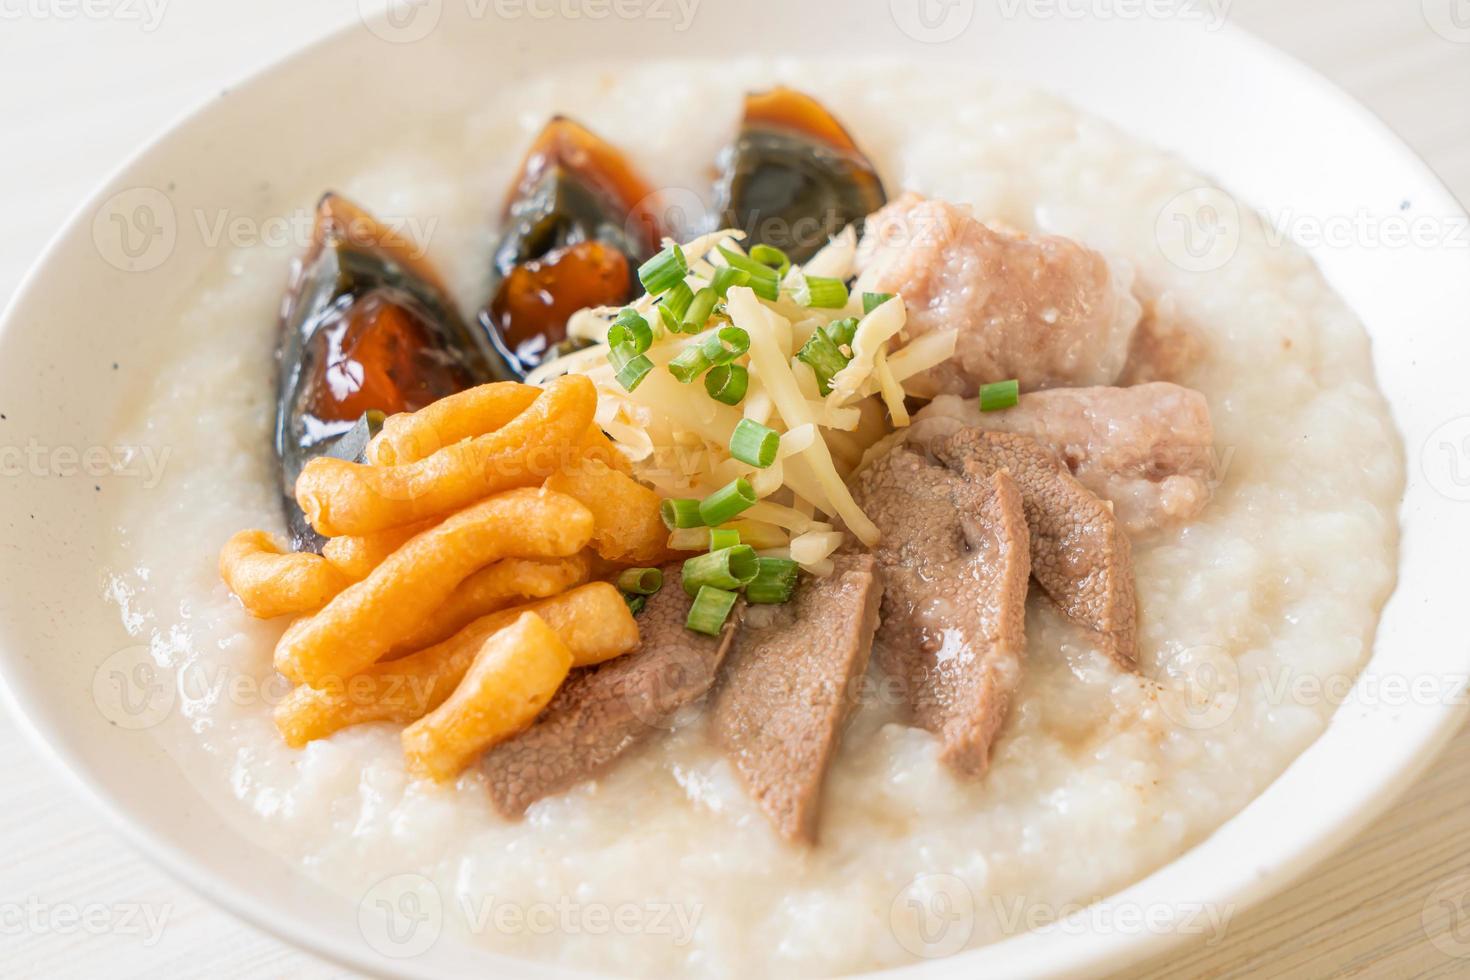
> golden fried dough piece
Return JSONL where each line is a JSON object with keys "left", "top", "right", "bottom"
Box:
{"left": 273, "top": 583, "right": 638, "bottom": 747}
{"left": 273, "top": 488, "right": 592, "bottom": 686}
{"left": 295, "top": 375, "right": 597, "bottom": 537}
{"left": 389, "top": 553, "right": 592, "bottom": 655}
{"left": 402, "top": 613, "right": 572, "bottom": 782}
{"left": 219, "top": 530, "right": 349, "bottom": 619}
{"left": 320, "top": 520, "right": 435, "bottom": 582}
{"left": 366, "top": 382, "right": 541, "bottom": 466}
{"left": 544, "top": 457, "right": 671, "bottom": 566}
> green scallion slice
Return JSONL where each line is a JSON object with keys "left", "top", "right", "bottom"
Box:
{"left": 729, "top": 418, "right": 779, "bottom": 468}
{"left": 685, "top": 585, "right": 739, "bottom": 635}
{"left": 638, "top": 244, "right": 688, "bottom": 295}
{"left": 708, "top": 528, "right": 740, "bottom": 551}
{"left": 682, "top": 286, "right": 719, "bottom": 333}
{"left": 796, "top": 327, "right": 851, "bottom": 396}
{"left": 698, "top": 477, "right": 757, "bottom": 526}
{"left": 805, "top": 276, "right": 849, "bottom": 309}
{"left": 657, "top": 303, "right": 682, "bottom": 336}
{"left": 704, "top": 363, "right": 749, "bottom": 405}
{"left": 698, "top": 325, "right": 750, "bottom": 366}
{"left": 625, "top": 593, "right": 647, "bottom": 616}
{"left": 746, "top": 557, "right": 799, "bottom": 604}
{"left": 862, "top": 292, "right": 894, "bottom": 315}
{"left": 681, "top": 545, "right": 759, "bottom": 596}
{"left": 717, "top": 246, "right": 781, "bottom": 301}
{"left": 662, "top": 281, "right": 694, "bottom": 320}
{"left": 660, "top": 498, "right": 704, "bottom": 530}
{"left": 613, "top": 352, "right": 654, "bottom": 392}
{"left": 824, "top": 316, "right": 859, "bottom": 349}
{"left": 979, "top": 379, "right": 1020, "bottom": 412}
{"left": 608, "top": 309, "right": 652, "bottom": 355}
{"left": 711, "top": 266, "right": 751, "bottom": 298}
{"left": 668, "top": 345, "right": 711, "bottom": 383}
{"left": 749, "top": 244, "right": 792, "bottom": 278}
{"left": 616, "top": 567, "right": 664, "bottom": 595}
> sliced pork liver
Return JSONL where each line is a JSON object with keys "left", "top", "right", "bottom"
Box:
{"left": 851, "top": 445, "right": 1030, "bottom": 777}
{"left": 929, "top": 429, "right": 1137, "bottom": 669}
{"left": 709, "top": 554, "right": 882, "bottom": 845}
{"left": 854, "top": 193, "right": 1141, "bottom": 397}
{"left": 913, "top": 382, "right": 1216, "bottom": 534}
{"left": 482, "top": 563, "right": 738, "bottom": 817}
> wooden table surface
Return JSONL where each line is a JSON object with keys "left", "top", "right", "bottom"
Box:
{"left": 1, "top": 2, "right": 1467, "bottom": 976}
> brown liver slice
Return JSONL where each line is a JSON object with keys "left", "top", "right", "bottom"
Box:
{"left": 913, "top": 382, "right": 1216, "bottom": 534}
{"left": 930, "top": 429, "right": 1137, "bottom": 669}
{"left": 854, "top": 193, "right": 1141, "bottom": 397}
{"left": 708, "top": 554, "right": 883, "bottom": 845}
{"left": 851, "top": 445, "right": 1030, "bottom": 777}
{"left": 482, "top": 563, "right": 738, "bottom": 817}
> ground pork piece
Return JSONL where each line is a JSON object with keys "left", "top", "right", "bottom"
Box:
{"left": 912, "top": 382, "right": 1216, "bottom": 534}
{"left": 854, "top": 193, "right": 1141, "bottom": 397}
{"left": 709, "top": 554, "right": 882, "bottom": 845}
{"left": 851, "top": 444, "right": 1030, "bottom": 776}
{"left": 929, "top": 429, "right": 1136, "bottom": 669}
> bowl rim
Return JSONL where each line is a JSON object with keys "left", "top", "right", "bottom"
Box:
{"left": 1, "top": 10, "right": 1466, "bottom": 980}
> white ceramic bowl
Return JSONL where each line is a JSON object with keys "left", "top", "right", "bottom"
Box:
{"left": 1, "top": 4, "right": 1467, "bottom": 977}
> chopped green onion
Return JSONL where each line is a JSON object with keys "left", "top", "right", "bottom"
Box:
{"left": 717, "top": 246, "right": 781, "bottom": 301}
{"left": 704, "top": 363, "right": 749, "bottom": 405}
{"left": 668, "top": 345, "right": 711, "bottom": 383}
{"left": 660, "top": 498, "right": 704, "bottom": 530}
{"left": 625, "top": 593, "right": 647, "bottom": 616}
{"left": 662, "top": 281, "right": 694, "bottom": 319}
{"left": 805, "top": 276, "right": 849, "bottom": 309}
{"left": 979, "top": 379, "right": 1020, "bottom": 412}
{"left": 608, "top": 309, "right": 652, "bottom": 355}
{"left": 613, "top": 352, "right": 654, "bottom": 392}
{"left": 825, "top": 316, "right": 859, "bottom": 349}
{"left": 686, "top": 585, "right": 739, "bottom": 635}
{"left": 682, "top": 286, "right": 719, "bottom": 333}
{"left": 698, "top": 477, "right": 757, "bottom": 526}
{"left": 746, "top": 557, "right": 799, "bottom": 604}
{"left": 796, "top": 327, "right": 851, "bottom": 396}
{"left": 616, "top": 567, "right": 664, "bottom": 595}
{"left": 862, "top": 292, "right": 894, "bottom": 315}
{"left": 638, "top": 244, "right": 688, "bottom": 294}
{"left": 681, "top": 545, "right": 759, "bottom": 596}
{"left": 729, "top": 418, "right": 779, "bottom": 468}
{"left": 698, "top": 326, "right": 750, "bottom": 366}
{"left": 749, "top": 244, "right": 792, "bottom": 278}
{"left": 657, "top": 303, "right": 681, "bottom": 335}
{"left": 708, "top": 528, "right": 741, "bottom": 551}
{"left": 711, "top": 266, "right": 751, "bottom": 298}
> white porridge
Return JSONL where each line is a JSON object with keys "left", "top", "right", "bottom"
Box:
{"left": 101, "top": 58, "right": 1402, "bottom": 977}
